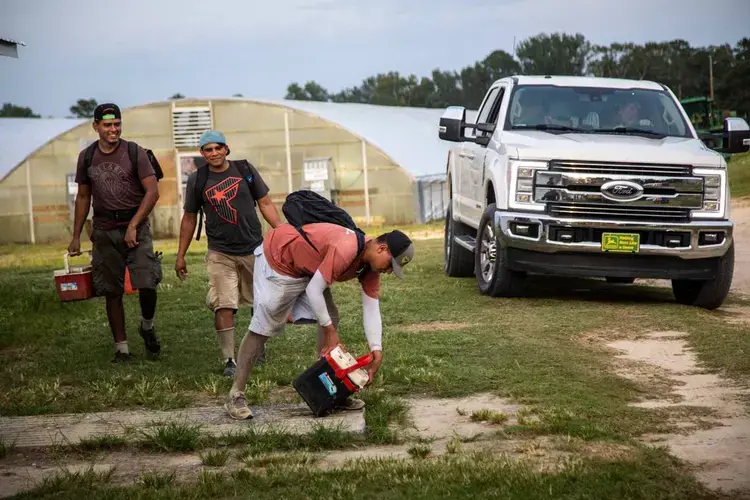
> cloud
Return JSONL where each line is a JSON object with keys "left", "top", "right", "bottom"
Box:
{"left": 1, "top": 0, "right": 748, "bottom": 117}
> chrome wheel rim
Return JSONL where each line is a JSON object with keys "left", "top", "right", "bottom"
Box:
{"left": 479, "top": 223, "right": 496, "bottom": 282}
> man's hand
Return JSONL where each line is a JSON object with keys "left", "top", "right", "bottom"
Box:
{"left": 67, "top": 237, "right": 81, "bottom": 256}
{"left": 365, "top": 350, "right": 383, "bottom": 386}
{"left": 175, "top": 255, "right": 188, "bottom": 280}
{"left": 124, "top": 224, "right": 139, "bottom": 248}
{"left": 319, "top": 323, "right": 342, "bottom": 357}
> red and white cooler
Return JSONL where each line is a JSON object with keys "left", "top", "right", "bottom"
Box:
{"left": 54, "top": 251, "right": 94, "bottom": 302}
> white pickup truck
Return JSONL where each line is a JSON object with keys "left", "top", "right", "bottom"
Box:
{"left": 439, "top": 75, "right": 750, "bottom": 309}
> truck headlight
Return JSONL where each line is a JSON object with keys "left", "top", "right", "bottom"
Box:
{"left": 509, "top": 161, "right": 547, "bottom": 211}
{"left": 516, "top": 168, "right": 534, "bottom": 194}
{"left": 692, "top": 169, "right": 726, "bottom": 219}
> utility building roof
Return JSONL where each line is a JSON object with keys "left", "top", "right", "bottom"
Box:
{"left": 0, "top": 98, "right": 463, "bottom": 182}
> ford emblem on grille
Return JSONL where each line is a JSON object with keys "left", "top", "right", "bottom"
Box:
{"left": 600, "top": 180, "right": 644, "bottom": 202}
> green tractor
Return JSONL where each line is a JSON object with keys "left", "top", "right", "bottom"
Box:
{"left": 680, "top": 96, "right": 737, "bottom": 152}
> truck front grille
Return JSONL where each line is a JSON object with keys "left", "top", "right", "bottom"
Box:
{"left": 548, "top": 203, "right": 691, "bottom": 222}
{"left": 550, "top": 160, "right": 692, "bottom": 177}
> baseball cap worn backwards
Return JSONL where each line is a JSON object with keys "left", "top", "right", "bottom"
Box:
{"left": 94, "top": 103, "right": 121, "bottom": 121}
{"left": 199, "top": 130, "right": 227, "bottom": 149}
{"left": 386, "top": 230, "right": 414, "bottom": 279}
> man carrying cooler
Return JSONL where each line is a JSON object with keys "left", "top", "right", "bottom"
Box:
{"left": 225, "top": 220, "right": 415, "bottom": 420}
{"left": 68, "top": 103, "right": 162, "bottom": 362}
{"left": 176, "top": 130, "right": 282, "bottom": 377}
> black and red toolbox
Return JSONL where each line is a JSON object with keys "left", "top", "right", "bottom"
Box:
{"left": 293, "top": 346, "right": 373, "bottom": 417}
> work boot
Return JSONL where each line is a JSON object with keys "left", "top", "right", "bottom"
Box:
{"left": 223, "top": 359, "right": 237, "bottom": 377}
{"left": 335, "top": 397, "right": 365, "bottom": 411}
{"left": 225, "top": 392, "right": 253, "bottom": 420}
{"left": 140, "top": 324, "right": 161, "bottom": 355}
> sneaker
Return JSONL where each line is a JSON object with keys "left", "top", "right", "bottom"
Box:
{"left": 223, "top": 359, "right": 237, "bottom": 377}
{"left": 335, "top": 397, "right": 366, "bottom": 411}
{"left": 111, "top": 351, "right": 133, "bottom": 363}
{"left": 140, "top": 325, "right": 161, "bottom": 355}
{"left": 225, "top": 392, "right": 254, "bottom": 420}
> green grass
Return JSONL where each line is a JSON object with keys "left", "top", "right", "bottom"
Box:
{"left": 136, "top": 421, "right": 204, "bottom": 453}
{"left": 728, "top": 151, "right": 750, "bottom": 199}
{"left": 407, "top": 443, "right": 432, "bottom": 459}
{"left": 12, "top": 448, "right": 718, "bottom": 500}
{"left": 470, "top": 408, "right": 509, "bottom": 425}
{"left": 2, "top": 234, "right": 749, "bottom": 498}
{"left": 139, "top": 471, "right": 176, "bottom": 490}
{"left": 1, "top": 239, "right": 749, "bottom": 428}
{"left": 199, "top": 449, "right": 229, "bottom": 467}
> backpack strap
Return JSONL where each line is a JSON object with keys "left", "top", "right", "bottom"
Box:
{"left": 81, "top": 141, "right": 98, "bottom": 184}
{"left": 194, "top": 164, "right": 210, "bottom": 241}
{"left": 232, "top": 160, "right": 258, "bottom": 207}
{"left": 127, "top": 140, "right": 138, "bottom": 170}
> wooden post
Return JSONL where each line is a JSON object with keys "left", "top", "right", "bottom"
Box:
{"left": 361, "top": 140, "right": 370, "bottom": 225}
{"left": 284, "top": 110, "right": 293, "bottom": 194}
{"left": 709, "top": 54, "right": 714, "bottom": 100}
{"left": 25, "top": 162, "right": 35, "bottom": 244}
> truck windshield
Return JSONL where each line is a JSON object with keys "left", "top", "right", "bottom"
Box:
{"left": 504, "top": 84, "right": 693, "bottom": 139}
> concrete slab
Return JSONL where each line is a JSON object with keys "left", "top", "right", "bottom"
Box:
{"left": 0, "top": 404, "right": 366, "bottom": 448}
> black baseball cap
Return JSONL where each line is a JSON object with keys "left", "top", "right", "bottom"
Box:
{"left": 94, "top": 103, "right": 121, "bottom": 122}
{"left": 385, "top": 230, "right": 414, "bottom": 279}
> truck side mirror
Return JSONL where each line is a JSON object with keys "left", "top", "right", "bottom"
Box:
{"left": 439, "top": 106, "right": 468, "bottom": 142}
{"left": 723, "top": 117, "right": 750, "bottom": 154}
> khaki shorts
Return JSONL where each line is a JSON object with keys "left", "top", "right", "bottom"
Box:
{"left": 205, "top": 249, "right": 255, "bottom": 312}
{"left": 91, "top": 224, "right": 162, "bottom": 296}
{"left": 248, "top": 245, "right": 338, "bottom": 337}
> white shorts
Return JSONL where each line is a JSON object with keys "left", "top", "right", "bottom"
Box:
{"left": 248, "top": 245, "right": 323, "bottom": 337}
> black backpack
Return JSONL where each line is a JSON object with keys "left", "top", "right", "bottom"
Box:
{"left": 194, "top": 159, "right": 258, "bottom": 241}
{"left": 82, "top": 140, "right": 164, "bottom": 187}
{"left": 282, "top": 190, "right": 366, "bottom": 257}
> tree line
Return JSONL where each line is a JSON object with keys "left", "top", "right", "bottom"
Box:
{"left": 284, "top": 32, "right": 750, "bottom": 118}
{"left": 2, "top": 32, "right": 747, "bottom": 119}
{"left": 0, "top": 93, "right": 244, "bottom": 119}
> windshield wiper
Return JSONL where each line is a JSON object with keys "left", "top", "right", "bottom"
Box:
{"left": 591, "top": 127, "right": 667, "bottom": 139}
{"left": 515, "top": 124, "right": 586, "bottom": 133}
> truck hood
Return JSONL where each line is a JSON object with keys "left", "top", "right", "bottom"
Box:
{"left": 504, "top": 131, "right": 723, "bottom": 168}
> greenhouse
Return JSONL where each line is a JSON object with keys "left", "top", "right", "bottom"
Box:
{"left": 0, "top": 97, "right": 452, "bottom": 244}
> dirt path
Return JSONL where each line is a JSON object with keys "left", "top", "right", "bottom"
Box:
{"left": 0, "top": 403, "right": 365, "bottom": 449}
{"left": 0, "top": 394, "right": 542, "bottom": 498}
{"left": 607, "top": 331, "right": 750, "bottom": 496}
{"left": 731, "top": 202, "right": 750, "bottom": 295}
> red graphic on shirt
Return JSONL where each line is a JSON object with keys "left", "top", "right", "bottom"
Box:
{"left": 205, "top": 177, "right": 241, "bottom": 225}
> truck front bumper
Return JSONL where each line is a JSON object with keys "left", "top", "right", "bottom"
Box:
{"left": 492, "top": 211, "right": 733, "bottom": 280}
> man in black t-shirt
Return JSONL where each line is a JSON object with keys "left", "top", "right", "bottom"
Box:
{"left": 176, "top": 130, "right": 281, "bottom": 376}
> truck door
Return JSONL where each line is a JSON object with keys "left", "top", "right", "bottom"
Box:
{"left": 464, "top": 85, "right": 505, "bottom": 223}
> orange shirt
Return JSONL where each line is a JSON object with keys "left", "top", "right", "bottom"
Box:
{"left": 263, "top": 223, "right": 380, "bottom": 299}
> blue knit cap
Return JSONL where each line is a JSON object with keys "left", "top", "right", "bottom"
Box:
{"left": 199, "top": 130, "right": 227, "bottom": 148}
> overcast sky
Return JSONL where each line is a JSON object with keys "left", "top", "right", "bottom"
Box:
{"left": 1, "top": 0, "right": 749, "bottom": 118}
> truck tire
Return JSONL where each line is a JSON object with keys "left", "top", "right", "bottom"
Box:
{"left": 475, "top": 203, "right": 525, "bottom": 297}
{"left": 444, "top": 204, "right": 474, "bottom": 277}
{"left": 671, "top": 243, "right": 734, "bottom": 310}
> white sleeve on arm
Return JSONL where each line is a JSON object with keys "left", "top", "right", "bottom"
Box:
{"left": 306, "top": 270, "right": 332, "bottom": 327}
{"left": 361, "top": 290, "right": 382, "bottom": 351}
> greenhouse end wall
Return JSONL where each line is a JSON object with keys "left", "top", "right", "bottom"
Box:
{"left": 0, "top": 99, "right": 420, "bottom": 244}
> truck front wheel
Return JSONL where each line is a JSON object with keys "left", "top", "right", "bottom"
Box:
{"left": 444, "top": 204, "right": 474, "bottom": 277}
{"left": 671, "top": 243, "right": 734, "bottom": 310}
{"left": 475, "top": 204, "right": 525, "bottom": 297}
